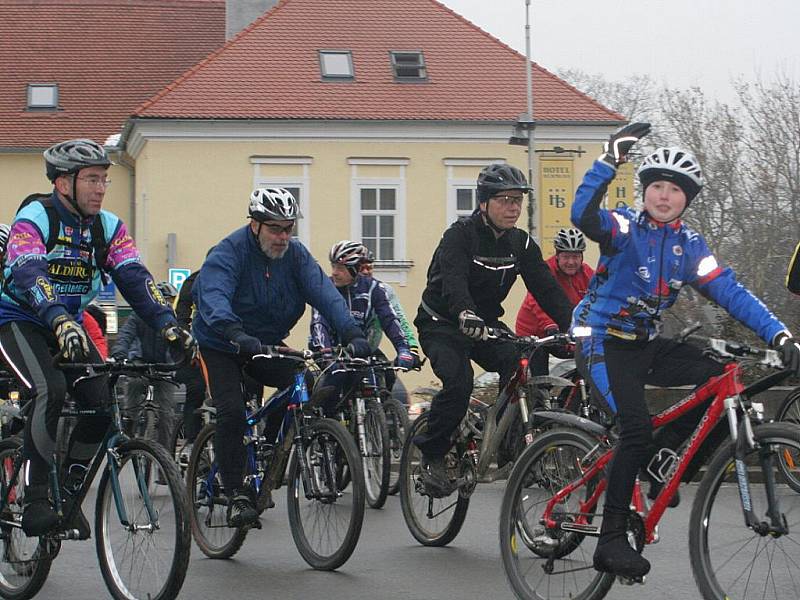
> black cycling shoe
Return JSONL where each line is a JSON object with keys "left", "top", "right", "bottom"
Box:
{"left": 593, "top": 511, "right": 650, "bottom": 579}
{"left": 227, "top": 490, "right": 260, "bottom": 529}
{"left": 22, "top": 485, "right": 58, "bottom": 537}
{"left": 419, "top": 454, "right": 454, "bottom": 498}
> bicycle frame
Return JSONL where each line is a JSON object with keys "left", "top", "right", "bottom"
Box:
{"left": 540, "top": 358, "right": 786, "bottom": 545}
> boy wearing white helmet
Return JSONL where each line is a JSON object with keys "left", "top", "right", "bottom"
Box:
{"left": 571, "top": 123, "right": 800, "bottom": 579}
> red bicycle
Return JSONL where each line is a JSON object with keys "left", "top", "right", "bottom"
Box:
{"left": 499, "top": 332, "right": 800, "bottom": 600}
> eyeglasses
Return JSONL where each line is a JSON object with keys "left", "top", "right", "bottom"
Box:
{"left": 263, "top": 223, "right": 295, "bottom": 235}
{"left": 492, "top": 194, "right": 524, "bottom": 206}
{"left": 75, "top": 176, "right": 112, "bottom": 188}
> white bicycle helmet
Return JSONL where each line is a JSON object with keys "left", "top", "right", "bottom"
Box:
{"left": 554, "top": 228, "right": 586, "bottom": 253}
{"left": 0, "top": 224, "right": 10, "bottom": 254}
{"left": 248, "top": 188, "right": 299, "bottom": 222}
{"left": 637, "top": 147, "right": 704, "bottom": 203}
{"left": 330, "top": 240, "right": 365, "bottom": 277}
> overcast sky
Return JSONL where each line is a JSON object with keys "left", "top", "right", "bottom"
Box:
{"left": 442, "top": 0, "right": 800, "bottom": 102}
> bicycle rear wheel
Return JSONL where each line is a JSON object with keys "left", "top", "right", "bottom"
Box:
{"left": 499, "top": 428, "right": 613, "bottom": 600}
{"left": 287, "top": 418, "right": 365, "bottom": 570}
{"left": 382, "top": 397, "right": 409, "bottom": 495}
{"left": 95, "top": 438, "right": 191, "bottom": 600}
{"left": 774, "top": 387, "right": 800, "bottom": 492}
{"left": 399, "top": 413, "right": 470, "bottom": 547}
{"left": 362, "top": 400, "right": 390, "bottom": 509}
{"left": 689, "top": 422, "right": 800, "bottom": 600}
{"left": 0, "top": 439, "right": 53, "bottom": 600}
{"left": 185, "top": 424, "right": 248, "bottom": 559}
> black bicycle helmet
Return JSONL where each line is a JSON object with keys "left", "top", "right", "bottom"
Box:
{"left": 476, "top": 164, "right": 530, "bottom": 203}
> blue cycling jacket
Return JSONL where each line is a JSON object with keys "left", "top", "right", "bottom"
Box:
{"left": 0, "top": 192, "right": 175, "bottom": 331}
{"left": 571, "top": 160, "right": 788, "bottom": 344}
{"left": 309, "top": 275, "right": 410, "bottom": 353}
{"left": 192, "top": 226, "right": 361, "bottom": 353}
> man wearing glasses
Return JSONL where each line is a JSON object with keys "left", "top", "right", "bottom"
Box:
{"left": 413, "top": 164, "right": 573, "bottom": 496}
{"left": 0, "top": 138, "right": 193, "bottom": 537}
{"left": 192, "top": 187, "right": 371, "bottom": 528}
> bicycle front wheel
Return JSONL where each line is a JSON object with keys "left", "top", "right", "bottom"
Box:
{"left": 382, "top": 397, "right": 410, "bottom": 495}
{"left": 0, "top": 439, "right": 53, "bottom": 600}
{"left": 95, "top": 439, "right": 191, "bottom": 600}
{"left": 399, "top": 413, "right": 470, "bottom": 547}
{"left": 774, "top": 387, "right": 800, "bottom": 492}
{"left": 185, "top": 423, "right": 248, "bottom": 559}
{"left": 287, "top": 417, "right": 365, "bottom": 570}
{"left": 361, "top": 400, "right": 390, "bottom": 509}
{"left": 689, "top": 422, "right": 800, "bottom": 600}
{"left": 499, "top": 428, "right": 613, "bottom": 600}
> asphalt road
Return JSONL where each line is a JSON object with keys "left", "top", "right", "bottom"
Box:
{"left": 41, "top": 481, "right": 704, "bottom": 600}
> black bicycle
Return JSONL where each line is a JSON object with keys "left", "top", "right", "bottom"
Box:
{"left": 186, "top": 346, "right": 365, "bottom": 570}
{"left": 0, "top": 359, "right": 191, "bottom": 600}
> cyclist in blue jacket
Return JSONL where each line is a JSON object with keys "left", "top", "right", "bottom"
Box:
{"left": 192, "top": 188, "right": 371, "bottom": 528}
{"left": 571, "top": 123, "right": 800, "bottom": 579}
{"left": 309, "top": 240, "right": 414, "bottom": 401}
{"left": 0, "top": 139, "right": 193, "bottom": 538}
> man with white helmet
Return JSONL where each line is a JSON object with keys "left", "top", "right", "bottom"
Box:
{"left": 515, "top": 227, "right": 594, "bottom": 375}
{"left": 310, "top": 240, "right": 414, "bottom": 399}
{"left": 192, "top": 188, "right": 371, "bottom": 529}
{"left": 571, "top": 123, "right": 800, "bottom": 579}
{"left": 0, "top": 138, "right": 193, "bottom": 538}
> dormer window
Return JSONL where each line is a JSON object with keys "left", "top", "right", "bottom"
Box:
{"left": 27, "top": 83, "right": 58, "bottom": 109}
{"left": 319, "top": 50, "right": 354, "bottom": 79}
{"left": 390, "top": 51, "right": 427, "bottom": 81}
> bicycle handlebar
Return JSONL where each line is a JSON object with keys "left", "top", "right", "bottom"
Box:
{"left": 684, "top": 334, "right": 783, "bottom": 368}
{"left": 57, "top": 357, "right": 185, "bottom": 374}
{"left": 485, "top": 328, "right": 573, "bottom": 348}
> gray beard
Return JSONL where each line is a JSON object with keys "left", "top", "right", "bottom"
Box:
{"left": 261, "top": 239, "right": 288, "bottom": 259}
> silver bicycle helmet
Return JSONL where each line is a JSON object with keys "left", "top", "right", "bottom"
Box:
{"left": 637, "top": 147, "right": 704, "bottom": 203}
{"left": 248, "top": 188, "right": 299, "bottom": 222}
{"left": 330, "top": 240, "right": 365, "bottom": 277}
{"left": 44, "top": 139, "right": 112, "bottom": 182}
{"left": 0, "top": 224, "right": 10, "bottom": 254}
{"left": 554, "top": 228, "right": 586, "bottom": 253}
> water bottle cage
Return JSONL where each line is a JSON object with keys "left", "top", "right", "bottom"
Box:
{"left": 646, "top": 447, "right": 679, "bottom": 484}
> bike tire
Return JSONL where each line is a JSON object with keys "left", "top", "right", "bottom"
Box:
{"left": 362, "top": 400, "right": 390, "bottom": 509}
{"left": 774, "top": 386, "right": 800, "bottom": 492}
{"left": 185, "top": 424, "right": 248, "bottom": 559}
{"left": 382, "top": 397, "right": 410, "bottom": 496}
{"left": 689, "top": 422, "right": 800, "bottom": 600}
{"left": 286, "top": 417, "right": 365, "bottom": 570}
{"left": 95, "top": 438, "right": 191, "bottom": 600}
{"left": 399, "top": 413, "right": 470, "bottom": 547}
{"left": 499, "top": 427, "right": 614, "bottom": 600}
{"left": 0, "top": 439, "right": 53, "bottom": 600}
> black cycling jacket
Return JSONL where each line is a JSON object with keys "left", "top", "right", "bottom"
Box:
{"left": 419, "top": 212, "right": 572, "bottom": 330}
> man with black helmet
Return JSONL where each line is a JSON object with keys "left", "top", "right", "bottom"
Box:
{"left": 413, "top": 163, "right": 572, "bottom": 496}
{"left": 0, "top": 138, "right": 194, "bottom": 538}
{"left": 192, "top": 188, "right": 372, "bottom": 529}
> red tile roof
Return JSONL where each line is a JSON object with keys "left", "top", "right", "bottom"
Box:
{"left": 0, "top": 0, "right": 225, "bottom": 149}
{"left": 136, "top": 0, "right": 624, "bottom": 123}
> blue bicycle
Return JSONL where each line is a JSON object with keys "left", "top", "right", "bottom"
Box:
{"left": 186, "top": 346, "right": 365, "bottom": 570}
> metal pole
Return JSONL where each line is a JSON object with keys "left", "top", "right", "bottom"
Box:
{"left": 525, "top": 0, "right": 537, "bottom": 242}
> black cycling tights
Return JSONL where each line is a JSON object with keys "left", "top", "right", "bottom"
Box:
{"left": 577, "top": 336, "right": 724, "bottom": 515}
{"left": 199, "top": 346, "right": 296, "bottom": 495}
{"left": 0, "top": 321, "right": 109, "bottom": 486}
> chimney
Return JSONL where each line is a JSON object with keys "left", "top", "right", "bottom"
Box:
{"left": 226, "top": 0, "right": 279, "bottom": 39}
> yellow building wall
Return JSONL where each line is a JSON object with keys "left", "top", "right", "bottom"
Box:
{"left": 131, "top": 138, "right": 613, "bottom": 392}
{"left": 0, "top": 152, "right": 132, "bottom": 225}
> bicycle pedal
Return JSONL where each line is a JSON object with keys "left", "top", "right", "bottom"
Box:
{"left": 617, "top": 575, "right": 646, "bottom": 585}
{"left": 242, "top": 519, "right": 262, "bottom": 531}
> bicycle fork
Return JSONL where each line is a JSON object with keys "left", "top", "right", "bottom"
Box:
{"left": 726, "top": 397, "right": 788, "bottom": 536}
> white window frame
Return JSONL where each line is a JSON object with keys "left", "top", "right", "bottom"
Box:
{"left": 319, "top": 50, "right": 354, "bottom": 79}
{"left": 444, "top": 158, "right": 506, "bottom": 225}
{"left": 27, "top": 83, "right": 58, "bottom": 109}
{"left": 349, "top": 158, "right": 409, "bottom": 284}
{"left": 250, "top": 156, "right": 312, "bottom": 249}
